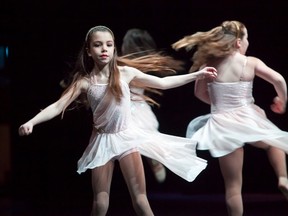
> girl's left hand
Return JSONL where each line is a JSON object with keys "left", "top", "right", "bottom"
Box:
{"left": 197, "top": 67, "right": 217, "bottom": 80}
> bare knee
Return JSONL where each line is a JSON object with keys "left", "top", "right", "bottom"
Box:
{"left": 91, "top": 192, "right": 109, "bottom": 216}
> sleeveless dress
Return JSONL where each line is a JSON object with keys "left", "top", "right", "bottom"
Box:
{"left": 77, "top": 78, "right": 207, "bottom": 182}
{"left": 187, "top": 65, "right": 288, "bottom": 157}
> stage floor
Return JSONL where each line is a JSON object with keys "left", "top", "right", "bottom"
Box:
{"left": 1, "top": 192, "right": 287, "bottom": 216}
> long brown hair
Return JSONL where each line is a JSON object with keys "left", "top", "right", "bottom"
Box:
{"left": 61, "top": 26, "right": 184, "bottom": 116}
{"left": 172, "top": 20, "right": 246, "bottom": 71}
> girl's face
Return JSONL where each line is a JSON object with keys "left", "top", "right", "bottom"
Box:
{"left": 239, "top": 28, "right": 249, "bottom": 55}
{"left": 87, "top": 31, "right": 115, "bottom": 66}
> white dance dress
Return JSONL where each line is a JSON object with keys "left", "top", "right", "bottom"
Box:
{"left": 187, "top": 81, "right": 288, "bottom": 157}
{"left": 77, "top": 77, "right": 207, "bottom": 182}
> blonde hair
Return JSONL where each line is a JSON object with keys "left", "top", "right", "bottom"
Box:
{"left": 172, "top": 20, "right": 245, "bottom": 71}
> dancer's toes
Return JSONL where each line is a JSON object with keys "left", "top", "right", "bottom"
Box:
{"left": 278, "top": 177, "right": 288, "bottom": 200}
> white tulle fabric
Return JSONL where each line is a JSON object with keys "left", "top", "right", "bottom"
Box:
{"left": 187, "top": 81, "right": 288, "bottom": 157}
{"left": 77, "top": 79, "right": 207, "bottom": 182}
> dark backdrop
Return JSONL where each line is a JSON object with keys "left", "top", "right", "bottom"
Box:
{"left": 2, "top": 0, "right": 288, "bottom": 214}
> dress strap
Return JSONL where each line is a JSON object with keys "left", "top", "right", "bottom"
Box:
{"left": 239, "top": 57, "right": 248, "bottom": 81}
{"left": 89, "top": 71, "right": 98, "bottom": 85}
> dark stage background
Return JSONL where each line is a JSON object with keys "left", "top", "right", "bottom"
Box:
{"left": 1, "top": 0, "right": 288, "bottom": 215}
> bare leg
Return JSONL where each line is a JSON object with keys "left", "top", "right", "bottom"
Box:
{"left": 252, "top": 142, "right": 288, "bottom": 200}
{"left": 266, "top": 147, "right": 288, "bottom": 199}
{"left": 90, "top": 161, "right": 114, "bottom": 216}
{"left": 219, "top": 148, "right": 244, "bottom": 216}
{"left": 120, "top": 152, "right": 154, "bottom": 216}
{"left": 146, "top": 158, "right": 166, "bottom": 183}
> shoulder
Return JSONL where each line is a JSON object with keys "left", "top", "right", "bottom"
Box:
{"left": 119, "top": 65, "right": 140, "bottom": 73}
{"left": 119, "top": 66, "right": 142, "bottom": 83}
{"left": 246, "top": 56, "right": 263, "bottom": 65}
{"left": 246, "top": 56, "right": 273, "bottom": 76}
{"left": 73, "top": 76, "right": 90, "bottom": 92}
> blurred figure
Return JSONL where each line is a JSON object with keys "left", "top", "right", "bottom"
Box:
{"left": 121, "top": 28, "right": 167, "bottom": 183}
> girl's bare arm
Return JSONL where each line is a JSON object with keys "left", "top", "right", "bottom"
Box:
{"left": 129, "top": 66, "right": 217, "bottom": 90}
{"left": 19, "top": 79, "right": 88, "bottom": 136}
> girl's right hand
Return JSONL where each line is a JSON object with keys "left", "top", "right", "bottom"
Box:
{"left": 18, "top": 122, "right": 34, "bottom": 136}
{"left": 270, "top": 96, "right": 286, "bottom": 114}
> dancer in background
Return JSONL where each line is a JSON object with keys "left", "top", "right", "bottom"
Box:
{"left": 19, "top": 25, "right": 216, "bottom": 216}
{"left": 173, "top": 20, "right": 288, "bottom": 216}
{"left": 121, "top": 28, "right": 169, "bottom": 183}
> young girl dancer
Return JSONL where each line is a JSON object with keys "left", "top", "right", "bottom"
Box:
{"left": 173, "top": 20, "right": 288, "bottom": 216}
{"left": 18, "top": 25, "right": 217, "bottom": 216}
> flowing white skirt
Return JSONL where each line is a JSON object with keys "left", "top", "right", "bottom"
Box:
{"left": 77, "top": 121, "right": 207, "bottom": 182}
{"left": 187, "top": 104, "right": 288, "bottom": 157}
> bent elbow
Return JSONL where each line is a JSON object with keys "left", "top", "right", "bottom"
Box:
{"left": 274, "top": 75, "right": 286, "bottom": 88}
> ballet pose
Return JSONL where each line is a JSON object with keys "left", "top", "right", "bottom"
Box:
{"left": 19, "top": 25, "right": 216, "bottom": 215}
{"left": 173, "top": 20, "right": 288, "bottom": 216}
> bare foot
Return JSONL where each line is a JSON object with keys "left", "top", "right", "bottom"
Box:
{"left": 151, "top": 160, "right": 166, "bottom": 183}
{"left": 279, "top": 177, "right": 288, "bottom": 200}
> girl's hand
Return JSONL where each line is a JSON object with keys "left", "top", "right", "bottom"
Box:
{"left": 18, "top": 122, "right": 34, "bottom": 136}
{"left": 196, "top": 67, "right": 217, "bottom": 80}
{"left": 270, "top": 96, "right": 286, "bottom": 114}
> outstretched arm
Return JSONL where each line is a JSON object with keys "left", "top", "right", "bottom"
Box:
{"left": 254, "top": 57, "right": 287, "bottom": 114}
{"left": 18, "top": 79, "right": 87, "bottom": 136}
{"left": 130, "top": 66, "right": 217, "bottom": 90}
